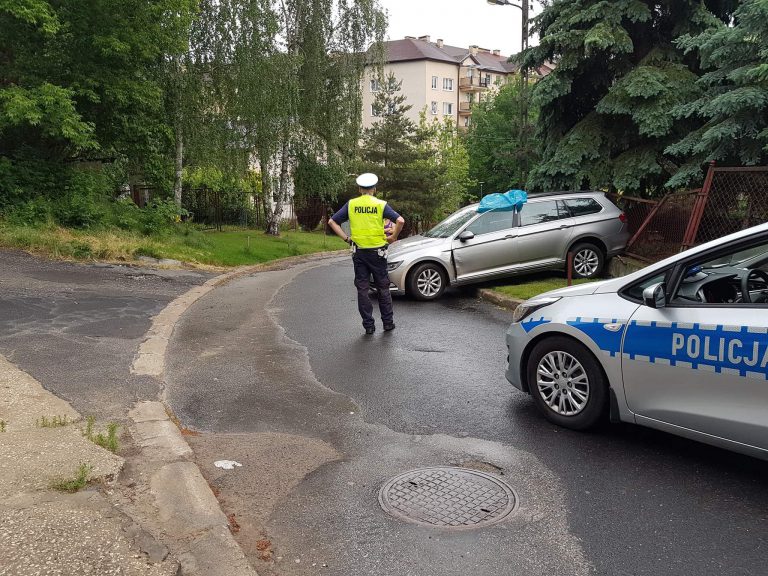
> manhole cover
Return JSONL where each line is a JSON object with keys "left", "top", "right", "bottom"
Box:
{"left": 378, "top": 467, "right": 517, "bottom": 529}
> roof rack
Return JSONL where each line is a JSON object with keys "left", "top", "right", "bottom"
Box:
{"left": 527, "top": 190, "right": 602, "bottom": 199}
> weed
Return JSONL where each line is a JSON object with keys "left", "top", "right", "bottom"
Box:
{"left": 51, "top": 463, "right": 92, "bottom": 493}
{"left": 83, "top": 415, "right": 95, "bottom": 439}
{"left": 37, "top": 415, "right": 71, "bottom": 428}
{"left": 0, "top": 420, "right": 6, "bottom": 432}
{"left": 83, "top": 417, "right": 119, "bottom": 453}
{"left": 92, "top": 422, "right": 119, "bottom": 453}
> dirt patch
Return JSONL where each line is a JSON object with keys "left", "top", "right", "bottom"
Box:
{"left": 185, "top": 431, "right": 340, "bottom": 570}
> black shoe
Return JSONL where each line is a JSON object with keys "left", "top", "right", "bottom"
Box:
{"left": 365, "top": 326, "right": 375, "bottom": 335}
{"left": 383, "top": 323, "right": 395, "bottom": 332}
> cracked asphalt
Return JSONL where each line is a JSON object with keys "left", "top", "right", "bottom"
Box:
{"left": 0, "top": 250, "right": 212, "bottom": 419}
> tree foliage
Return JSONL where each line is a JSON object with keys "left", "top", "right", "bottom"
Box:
{"left": 0, "top": 0, "right": 196, "bottom": 207}
{"left": 667, "top": 0, "right": 768, "bottom": 186}
{"left": 465, "top": 81, "right": 538, "bottom": 198}
{"left": 359, "top": 73, "right": 443, "bottom": 231}
{"left": 523, "top": 0, "right": 736, "bottom": 195}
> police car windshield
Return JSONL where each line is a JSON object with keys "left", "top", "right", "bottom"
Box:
{"left": 424, "top": 206, "right": 478, "bottom": 238}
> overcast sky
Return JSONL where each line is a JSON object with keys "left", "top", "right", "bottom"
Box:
{"left": 378, "top": 0, "right": 538, "bottom": 57}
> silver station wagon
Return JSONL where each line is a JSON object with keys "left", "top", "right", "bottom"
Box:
{"left": 386, "top": 191, "right": 630, "bottom": 300}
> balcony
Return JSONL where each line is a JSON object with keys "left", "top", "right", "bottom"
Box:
{"left": 458, "top": 101, "right": 474, "bottom": 115}
{"left": 459, "top": 76, "right": 489, "bottom": 91}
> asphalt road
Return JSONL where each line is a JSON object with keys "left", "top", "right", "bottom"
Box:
{"left": 0, "top": 250, "right": 212, "bottom": 419}
{"left": 166, "top": 257, "right": 768, "bottom": 576}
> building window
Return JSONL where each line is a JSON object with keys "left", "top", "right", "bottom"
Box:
{"left": 431, "top": 101, "right": 438, "bottom": 115}
{"left": 370, "top": 78, "right": 379, "bottom": 92}
{"left": 464, "top": 116, "right": 471, "bottom": 127}
{"left": 443, "top": 102, "right": 453, "bottom": 115}
{"left": 431, "top": 76, "right": 438, "bottom": 89}
{"left": 371, "top": 104, "right": 380, "bottom": 117}
{"left": 443, "top": 78, "right": 453, "bottom": 91}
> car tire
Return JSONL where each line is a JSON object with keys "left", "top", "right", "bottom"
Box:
{"left": 407, "top": 263, "right": 447, "bottom": 301}
{"left": 526, "top": 336, "right": 608, "bottom": 430}
{"left": 569, "top": 242, "right": 604, "bottom": 279}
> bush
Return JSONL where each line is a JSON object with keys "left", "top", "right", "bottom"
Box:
{"left": 140, "top": 199, "right": 188, "bottom": 235}
{"left": 51, "top": 192, "right": 104, "bottom": 228}
{"left": 49, "top": 167, "right": 113, "bottom": 228}
{"left": 4, "top": 196, "right": 53, "bottom": 226}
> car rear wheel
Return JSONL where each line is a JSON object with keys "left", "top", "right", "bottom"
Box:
{"left": 526, "top": 336, "right": 608, "bottom": 430}
{"left": 407, "top": 263, "right": 446, "bottom": 300}
{"left": 569, "top": 242, "right": 604, "bottom": 278}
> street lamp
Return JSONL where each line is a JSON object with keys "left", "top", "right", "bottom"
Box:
{"left": 487, "top": 0, "right": 532, "bottom": 184}
{"left": 486, "top": 0, "right": 528, "bottom": 55}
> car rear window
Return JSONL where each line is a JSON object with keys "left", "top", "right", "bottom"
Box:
{"left": 563, "top": 197, "right": 603, "bottom": 217}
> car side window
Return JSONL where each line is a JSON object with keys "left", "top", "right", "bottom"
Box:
{"left": 563, "top": 198, "right": 602, "bottom": 217}
{"left": 466, "top": 211, "right": 514, "bottom": 236}
{"left": 519, "top": 200, "right": 564, "bottom": 226}
{"left": 672, "top": 238, "right": 768, "bottom": 305}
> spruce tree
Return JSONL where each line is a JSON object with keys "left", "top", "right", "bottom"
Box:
{"left": 359, "top": 73, "right": 441, "bottom": 232}
{"left": 667, "top": 0, "right": 768, "bottom": 187}
{"left": 523, "top": 0, "right": 736, "bottom": 195}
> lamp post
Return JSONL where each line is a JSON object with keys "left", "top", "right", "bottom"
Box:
{"left": 479, "top": 181, "right": 485, "bottom": 198}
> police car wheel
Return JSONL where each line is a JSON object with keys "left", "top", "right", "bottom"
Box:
{"left": 570, "top": 243, "right": 604, "bottom": 279}
{"left": 527, "top": 337, "right": 608, "bottom": 430}
{"left": 408, "top": 263, "right": 446, "bottom": 300}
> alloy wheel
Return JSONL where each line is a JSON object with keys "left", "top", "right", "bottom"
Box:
{"left": 417, "top": 268, "right": 442, "bottom": 297}
{"left": 536, "top": 351, "right": 590, "bottom": 416}
{"left": 574, "top": 249, "right": 599, "bottom": 277}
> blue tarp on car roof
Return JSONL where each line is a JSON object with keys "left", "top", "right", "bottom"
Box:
{"left": 477, "top": 189, "right": 527, "bottom": 213}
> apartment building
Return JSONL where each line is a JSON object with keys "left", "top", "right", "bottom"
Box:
{"left": 362, "top": 35, "right": 535, "bottom": 131}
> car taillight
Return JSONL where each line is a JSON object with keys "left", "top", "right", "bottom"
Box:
{"left": 619, "top": 212, "right": 627, "bottom": 223}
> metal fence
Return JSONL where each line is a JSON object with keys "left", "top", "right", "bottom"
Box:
{"left": 618, "top": 164, "right": 768, "bottom": 262}
{"left": 692, "top": 166, "right": 768, "bottom": 245}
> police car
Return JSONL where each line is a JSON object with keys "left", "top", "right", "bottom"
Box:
{"left": 506, "top": 222, "right": 768, "bottom": 460}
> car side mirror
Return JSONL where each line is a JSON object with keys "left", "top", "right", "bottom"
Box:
{"left": 643, "top": 282, "right": 666, "bottom": 309}
{"left": 458, "top": 230, "right": 475, "bottom": 242}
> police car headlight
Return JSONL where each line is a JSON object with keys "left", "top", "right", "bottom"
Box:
{"left": 512, "top": 297, "right": 561, "bottom": 323}
{"left": 387, "top": 260, "right": 403, "bottom": 272}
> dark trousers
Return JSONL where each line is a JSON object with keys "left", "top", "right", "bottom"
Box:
{"left": 352, "top": 248, "right": 393, "bottom": 329}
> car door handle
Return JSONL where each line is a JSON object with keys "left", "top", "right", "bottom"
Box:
{"left": 559, "top": 224, "right": 570, "bottom": 229}
{"left": 504, "top": 235, "right": 515, "bottom": 239}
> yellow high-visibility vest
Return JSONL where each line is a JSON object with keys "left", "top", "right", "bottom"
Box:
{"left": 349, "top": 194, "right": 388, "bottom": 249}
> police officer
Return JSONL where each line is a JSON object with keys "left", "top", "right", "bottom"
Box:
{"left": 328, "top": 173, "right": 405, "bottom": 335}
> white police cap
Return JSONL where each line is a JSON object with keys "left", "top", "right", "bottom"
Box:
{"left": 356, "top": 173, "right": 378, "bottom": 189}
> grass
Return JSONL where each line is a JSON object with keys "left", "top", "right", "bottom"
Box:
{"left": 51, "top": 463, "right": 92, "bottom": 493}
{"left": 0, "top": 222, "right": 346, "bottom": 268}
{"left": 489, "top": 273, "right": 596, "bottom": 301}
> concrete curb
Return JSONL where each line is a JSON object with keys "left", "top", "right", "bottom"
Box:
{"left": 128, "top": 402, "right": 256, "bottom": 576}
{"left": 128, "top": 251, "right": 345, "bottom": 576}
{"left": 478, "top": 288, "right": 524, "bottom": 311}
